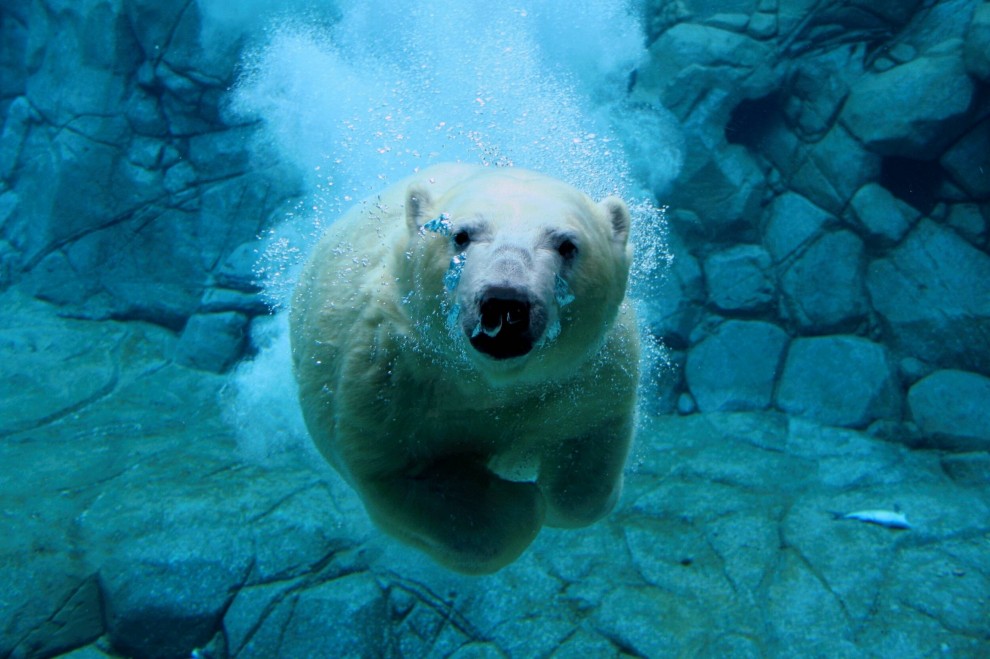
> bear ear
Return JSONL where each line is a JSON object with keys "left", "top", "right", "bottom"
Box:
{"left": 600, "top": 196, "right": 631, "bottom": 246}
{"left": 405, "top": 183, "right": 434, "bottom": 232}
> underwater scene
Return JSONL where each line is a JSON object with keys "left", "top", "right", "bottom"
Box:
{"left": 1, "top": 0, "right": 989, "bottom": 656}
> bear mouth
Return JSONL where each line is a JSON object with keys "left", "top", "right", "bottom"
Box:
{"left": 467, "top": 294, "right": 539, "bottom": 360}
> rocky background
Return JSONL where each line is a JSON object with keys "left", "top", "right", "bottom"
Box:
{"left": 3, "top": 292, "right": 989, "bottom": 658}
{"left": 1, "top": 0, "right": 989, "bottom": 657}
{"left": 0, "top": 0, "right": 302, "bottom": 371}
{"left": 635, "top": 0, "right": 990, "bottom": 452}
{"left": 1, "top": 0, "right": 988, "bottom": 444}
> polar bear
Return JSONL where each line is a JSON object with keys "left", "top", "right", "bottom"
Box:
{"left": 290, "top": 163, "right": 639, "bottom": 574}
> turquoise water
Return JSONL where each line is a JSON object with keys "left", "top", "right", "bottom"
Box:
{"left": 1, "top": 0, "right": 989, "bottom": 657}
{"left": 226, "top": 0, "right": 672, "bottom": 479}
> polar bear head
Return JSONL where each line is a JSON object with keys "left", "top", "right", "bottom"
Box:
{"left": 403, "top": 167, "right": 632, "bottom": 383}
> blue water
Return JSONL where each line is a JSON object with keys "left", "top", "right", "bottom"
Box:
{"left": 228, "top": 0, "right": 675, "bottom": 304}
{"left": 225, "top": 0, "right": 675, "bottom": 463}
{"left": 4, "top": 0, "right": 989, "bottom": 656}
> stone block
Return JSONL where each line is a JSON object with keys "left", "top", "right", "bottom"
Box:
{"left": 669, "top": 141, "right": 767, "bottom": 235}
{"left": 25, "top": 576, "right": 104, "bottom": 656}
{"left": 776, "top": 335, "right": 901, "bottom": 428}
{"left": 841, "top": 55, "right": 975, "bottom": 159}
{"left": 788, "top": 124, "right": 881, "bottom": 215}
{"left": 908, "top": 370, "right": 990, "bottom": 451}
{"left": 103, "top": 555, "right": 245, "bottom": 659}
{"left": 848, "top": 183, "right": 919, "bottom": 247}
{"left": 867, "top": 220, "right": 990, "bottom": 374}
{"left": 779, "top": 230, "right": 868, "bottom": 333}
{"left": 175, "top": 312, "right": 248, "bottom": 373}
{"left": 686, "top": 320, "right": 789, "bottom": 412}
{"left": 638, "top": 23, "right": 774, "bottom": 123}
{"left": 275, "top": 574, "right": 389, "bottom": 657}
{"left": 703, "top": 244, "right": 774, "bottom": 312}
{"left": 785, "top": 48, "right": 866, "bottom": 141}
{"left": 762, "top": 192, "right": 833, "bottom": 264}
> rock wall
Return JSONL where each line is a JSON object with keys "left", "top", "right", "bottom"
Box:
{"left": 1, "top": 0, "right": 988, "bottom": 448}
{"left": 0, "top": 0, "right": 301, "bottom": 366}
{"left": 3, "top": 294, "right": 987, "bottom": 658}
{"left": 636, "top": 0, "right": 990, "bottom": 450}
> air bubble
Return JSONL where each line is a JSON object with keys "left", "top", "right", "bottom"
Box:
{"left": 446, "top": 302, "right": 462, "bottom": 334}
{"left": 226, "top": 0, "right": 676, "bottom": 463}
{"left": 444, "top": 253, "right": 466, "bottom": 292}
{"left": 422, "top": 213, "right": 452, "bottom": 236}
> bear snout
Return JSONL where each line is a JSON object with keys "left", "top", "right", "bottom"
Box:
{"left": 467, "top": 287, "right": 546, "bottom": 360}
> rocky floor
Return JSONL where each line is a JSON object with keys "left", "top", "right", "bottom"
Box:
{"left": 2, "top": 291, "right": 989, "bottom": 659}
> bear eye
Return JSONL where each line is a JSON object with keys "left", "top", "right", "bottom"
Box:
{"left": 557, "top": 238, "right": 578, "bottom": 260}
{"left": 453, "top": 230, "right": 471, "bottom": 249}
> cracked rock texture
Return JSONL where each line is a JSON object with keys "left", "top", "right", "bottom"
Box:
{"left": 1, "top": 292, "right": 988, "bottom": 658}
{"left": 640, "top": 0, "right": 990, "bottom": 447}
{"left": 2, "top": 0, "right": 989, "bottom": 424}
{"left": 0, "top": 0, "right": 300, "bottom": 352}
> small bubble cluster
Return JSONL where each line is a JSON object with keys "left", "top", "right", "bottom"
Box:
{"left": 229, "top": 0, "right": 678, "bottom": 454}
{"left": 422, "top": 213, "right": 452, "bottom": 236}
{"left": 444, "top": 253, "right": 466, "bottom": 292}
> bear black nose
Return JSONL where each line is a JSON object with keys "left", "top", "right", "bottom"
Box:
{"left": 469, "top": 292, "right": 535, "bottom": 360}
{"left": 480, "top": 298, "right": 529, "bottom": 335}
